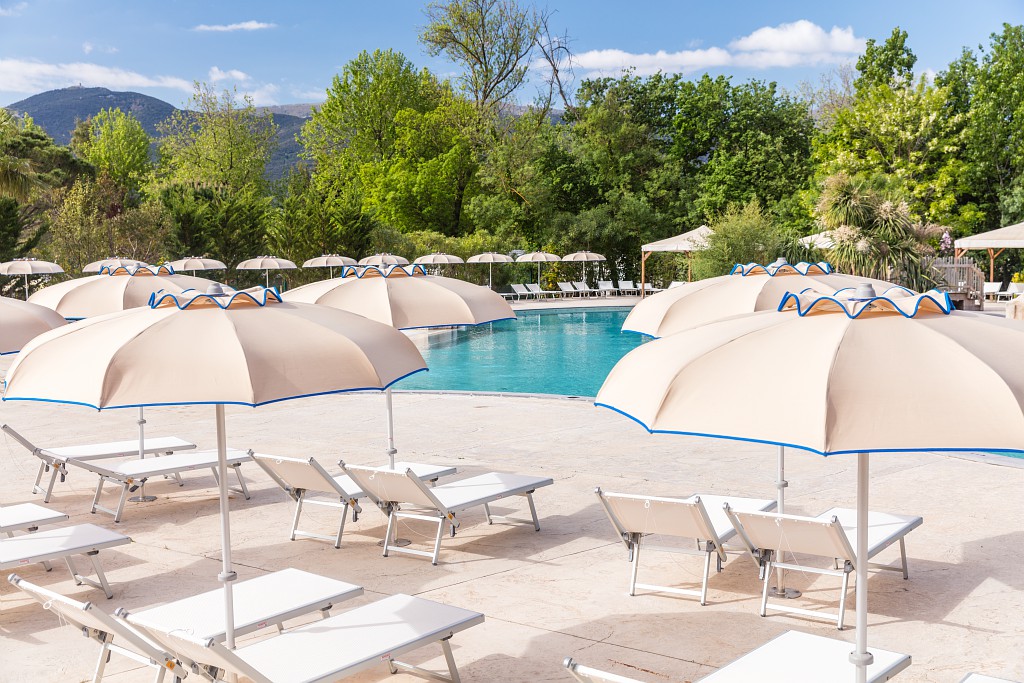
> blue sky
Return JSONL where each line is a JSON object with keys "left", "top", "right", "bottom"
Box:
{"left": 1, "top": 0, "right": 1021, "bottom": 108}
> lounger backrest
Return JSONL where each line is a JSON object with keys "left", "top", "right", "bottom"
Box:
{"left": 984, "top": 282, "right": 1002, "bottom": 294}
{"left": 340, "top": 464, "right": 442, "bottom": 510}
{"left": 558, "top": 282, "right": 575, "bottom": 292}
{"left": 8, "top": 575, "right": 177, "bottom": 669}
{"left": 512, "top": 284, "right": 530, "bottom": 295}
{"left": 621, "top": 281, "right": 635, "bottom": 289}
{"left": 1, "top": 424, "right": 39, "bottom": 454}
{"left": 251, "top": 454, "right": 347, "bottom": 497}
{"left": 596, "top": 489, "right": 725, "bottom": 559}
{"left": 728, "top": 510, "right": 855, "bottom": 563}
{"left": 669, "top": 281, "right": 684, "bottom": 289}
{"left": 573, "top": 282, "right": 588, "bottom": 291}
{"left": 149, "top": 627, "right": 270, "bottom": 683}
{"left": 526, "top": 283, "right": 543, "bottom": 293}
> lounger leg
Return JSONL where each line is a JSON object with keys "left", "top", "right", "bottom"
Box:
{"left": 628, "top": 538, "right": 640, "bottom": 596}
{"left": 45, "top": 464, "right": 60, "bottom": 503}
{"left": 233, "top": 464, "right": 250, "bottom": 500}
{"left": 759, "top": 560, "right": 772, "bottom": 617}
{"left": 92, "top": 640, "right": 110, "bottom": 683}
{"left": 700, "top": 550, "right": 712, "bottom": 606}
{"left": 290, "top": 493, "right": 304, "bottom": 541}
{"left": 91, "top": 477, "right": 106, "bottom": 515}
{"left": 90, "top": 552, "right": 114, "bottom": 599}
{"left": 526, "top": 492, "right": 541, "bottom": 531}
{"left": 837, "top": 571, "right": 851, "bottom": 630}
{"left": 114, "top": 483, "right": 130, "bottom": 523}
{"left": 32, "top": 460, "right": 46, "bottom": 495}
{"left": 441, "top": 637, "right": 462, "bottom": 683}
{"left": 482, "top": 503, "right": 492, "bottom": 524}
{"left": 383, "top": 510, "right": 396, "bottom": 557}
{"left": 431, "top": 517, "right": 445, "bottom": 566}
{"left": 899, "top": 538, "right": 909, "bottom": 579}
{"left": 334, "top": 499, "right": 348, "bottom": 549}
{"left": 153, "top": 665, "right": 167, "bottom": 683}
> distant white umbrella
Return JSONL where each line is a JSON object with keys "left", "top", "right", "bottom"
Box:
{"left": 562, "top": 251, "right": 606, "bottom": 283}
{"left": 83, "top": 258, "right": 148, "bottom": 273}
{"left": 515, "top": 251, "right": 561, "bottom": 285}
{"left": 0, "top": 296, "right": 66, "bottom": 355}
{"left": 302, "top": 254, "right": 356, "bottom": 279}
{"left": 236, "top": 256, "right": 297, "bottom": 288}
{"left": 4, "top": 286, "right": 427, "bottom": 652}
{"left": 413, "top": 252, "right": 465, "bottom": 265}
{"left": 598, "top": 286, "right": 1024, "bottom": 683}
{"left": 467, "top": 252, "right": 513, "bottom": 288}
{"left": 358, "top": 253, "right": 410, "bottom": 267}
{"left": 0, "top": 258, "right": 64, "bottom": 300}
{"left": 168, "top": 256, "right": 228, "bottom": 276}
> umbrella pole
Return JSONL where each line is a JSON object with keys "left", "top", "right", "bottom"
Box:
{"left": 265, "top": 270, "right": 270, "bottom": 288}
{"left": 128, "top": 407, "right": 156, "bottom": 503}
{"left": 769, "top": 446, "right": 799, "bottom": 598}
{"left": 215, "top": 404, "right": 237, "bottom": 651}
{"left": 489, "top": 263, "right": 493, "bottom": 289}
{"left": 850, "top": 452, "right": 872, "bottom": 683}
{"left": 385, "top": 387, "right": 397, "bottom": 468}
{"left": 23, "top": 273, "right": 28, "bottom": 300}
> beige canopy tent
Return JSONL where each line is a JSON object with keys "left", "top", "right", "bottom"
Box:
{"left": 954, "top": 221, "right": 1024, "bottom": 281}
{"left": 640, "top": 225, "right": 712, "bottom": 294}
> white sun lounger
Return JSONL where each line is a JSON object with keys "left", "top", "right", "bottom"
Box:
{"left": 250, "top": 454, "right": 456, "bottom": 548}
{"left": 1, "top": 502, "right": 69, "bottom": 535}
{"left": 2, "top": 423, "right": 196, "bottom": 503}
{"left": 0, "top": 523, "right": 131, "bottom": 598}
{"left": 9, "top": 574, "right": 185, "bottom": 683}
{"left": 595, "top": 489, "right": 776, "bottom": 605}
{"left": 557, "top": 282, "right": 578, "bottom": 297}
{"left": 959, "top": 675, "right": 1021, "bottom": 683}
{"left": 564, "top": 657, "right": 644, "bottom": 682}
{"left": 526, "top": 283, "right": 559, "bottom": 299}
{"left": 73, "top": 449, "right": 254, "bottom": 523}
{"left": 124, "top": 568, "right": 363, "bottom": 646}
{"left": 725, "top": 506, "right": 923, "bottom": 629}
{"left": 340, "top": 463, "right": 553, "bottom": 564}
{"left": 510, "top": 283, "right": 533, "bottom": 300}
{"left": 699, "top": 630, "right": 910, "bottom": 682}
{"left": 145, "top": 593, "right": 483, "bottom": 683}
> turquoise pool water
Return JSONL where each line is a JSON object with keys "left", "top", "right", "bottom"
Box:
{"left": 399, "top": 308, "right": 646, "bottom": 397}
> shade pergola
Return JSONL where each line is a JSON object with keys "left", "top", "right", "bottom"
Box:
{"left": 641, "top": 225, "right": 712, "bottom": 294}
{"left": 954, "top": 221, "right": 1024, "bottom": 281}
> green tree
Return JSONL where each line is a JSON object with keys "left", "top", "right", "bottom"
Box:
{"left": 77, "top": 108, "right": 152, "bottom": 194}
{"left": 690, "top": 200, "right": 800, "bottom": 280}
{"left": 854, "top": 27, "right": 917, "bottom": 92}
{"left": 420, "top": 0, "right": 541, "bottom": 110}
{"left": 157, "top": 83, "right": 278, "bottom": 192}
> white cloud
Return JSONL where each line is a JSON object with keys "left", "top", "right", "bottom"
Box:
{"left": 193, "top": 20, "right": 275, "bottom": 32}
{"left": 245, "top": 84, "right": 279, "bottom": 106}
{"left": 575, "top": 20, "right": 865, "bottom": 77}
{"left": 82, "top": 42, "right": 93, "bottom": 55}
{"left": 0, "top": 2, "right": 27, "bottom": 17}
{"left": 0, "top": 58, "right": 192, "bottom": 95}
{"left": 82, "top": 42, "right": 118, "bottom": 55}
{"left": 209, "top": 66, "right": 250, "bottom": 83}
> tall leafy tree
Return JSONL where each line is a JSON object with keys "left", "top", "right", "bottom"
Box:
{"left": 77, "top": 108, "right": 152, "bottom": 194}
{"left": 157, "top": 83, "right": 278, "bottom": 192}
{"left": 854, "top": 27, "right": 917, "bottom": 92}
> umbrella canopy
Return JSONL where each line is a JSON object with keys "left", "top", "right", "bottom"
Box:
{"left": 302, "top": 255, "right": 357, "bottom": 268}
{"left": 167, "top": 257, "right": 228, "bottom": 273}
{"left": 4, "top": 286, "right": 427, "bottom": 649}
{"left": 799, "top": 231, "right": 835, "bottom": 250}
{"left": 516, "top": 251, "right": 560, "bottom": 285}
{"left": 28, "top": 268, "right": 222, "bottom": 320}
{"left": 0, "top": 296, "right": 66, "bottom": 355}
{"left": 596, "top": 286, "right": 1024, "bottom": 682}
{"left": 623, "top": 260, "right": 907, "bottom": 338}
{"left": 467, "top": 252, "right": 514, "bottom": 288}
{"left": 0, "top": 258, "right": 65, "bottom": 300}
{"left": 236, "top": 256, "right": 297, "bottom": 288}
{"left": 358, "top": 253, "right": 410, "bottom": 266}
{"left": 83, "top": 258, "right": 148, "bottom": 273}
{"left": 561, "top": 251, "right": 606, "bottom": 263}
{"left": 413, "top": 253, "right": 465, "bottom": 265}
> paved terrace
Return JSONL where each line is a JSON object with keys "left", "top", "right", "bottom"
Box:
{"left": 1, "top": 385, "right": 1022, "bottom": 682}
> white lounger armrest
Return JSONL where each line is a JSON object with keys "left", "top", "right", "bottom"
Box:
{"left": 151, "top": 594, "right": 484, "bottom": 683}
{"left": 697, "top": 630, "right": 910, "bottom": 682}
{"left": 0, "top": 503, "right": 69, "bottom": 534}
{"left": 126, "top": 568, "right": 363, "bottom": 642}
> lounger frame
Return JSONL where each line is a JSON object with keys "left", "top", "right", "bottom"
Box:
{"left": 78, "top": 449, "right": 252, "bottom": 523}
{"left": 340, "top": 463, "right": 550, "bottom": 565}
{"left": 9, "top": 574, "right": 183, "bottom": 682}
{"left": 2, "top": 424, "right": 196, "bottom": 503}
{"left": 725, "top": 506, "right": 921, "bottom": 629}
{"left": 564, "top": 657, "right": 643, "bottom": 682}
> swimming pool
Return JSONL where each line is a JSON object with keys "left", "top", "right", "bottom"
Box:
{"left": 399, "top": 307, "right": 646, "bottom": 397}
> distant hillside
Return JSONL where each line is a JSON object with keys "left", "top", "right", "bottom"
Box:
{"left": 257, "top": 103, "right": 317, "bottom": 118}
{"left": 5, "top": 86, "right": 305, "bottom": 180}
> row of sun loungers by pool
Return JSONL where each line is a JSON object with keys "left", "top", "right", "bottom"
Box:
{"left": 502, "top": 281, "right": 684, "bottom": 300}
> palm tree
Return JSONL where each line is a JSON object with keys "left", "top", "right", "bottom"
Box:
{"left": 0, "top": 110, "right": 38, "bottom": 201}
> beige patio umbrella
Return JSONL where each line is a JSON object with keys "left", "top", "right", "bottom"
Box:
{"left": 284, "top": 267, "right": 514, "bottom": 467}
{"left": 562, "top": 251, "right": 606, "bottom": 284}
{"left": 167, "top": 256, "right": 228, "bottom": 276}
{"left": 596, "top": 286, "right": 1024, "bottom": 683}
{"left": 516, "top": 251, "right": 561, "bottom": 285}
{"left": 0, "top": 296, "right": 66, "bottom": 355}
{"left": 624, "top": 260, "right": 906, "bottom": 338}
{"left": 236, "top": 256, "right": 297, "bottom": 288}
{"left": 467, "top": 252, "right": 513, "bottom": 289}
{"left": 413, "top": 252, "right": 465, "bottom": 265}
{"left": 358, "top": 253, "right": 410, "bottom": 267}
{"left": 3, "top": 286, "right": 427, "bottom": 651}
{"left": 0, "top": 258, "right": 64, "bottom": 300}
{"left": 83, "top": 258, "right": 148, "bottom": 273}
{"left": 302, "top": 254, "right": 356, "bottom": 279}
{"left": 28, "top": 266, "right": 221, "bottom": 320}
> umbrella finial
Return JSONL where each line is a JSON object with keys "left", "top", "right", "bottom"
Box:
{"left": 207, "top": 282, "right": 228, "bottom": 297}
{"left": 771, "top": 257, "right": 789, "bottom": 268}
{"left": 852, "top": 283, "right": 877, "bottom": 301}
